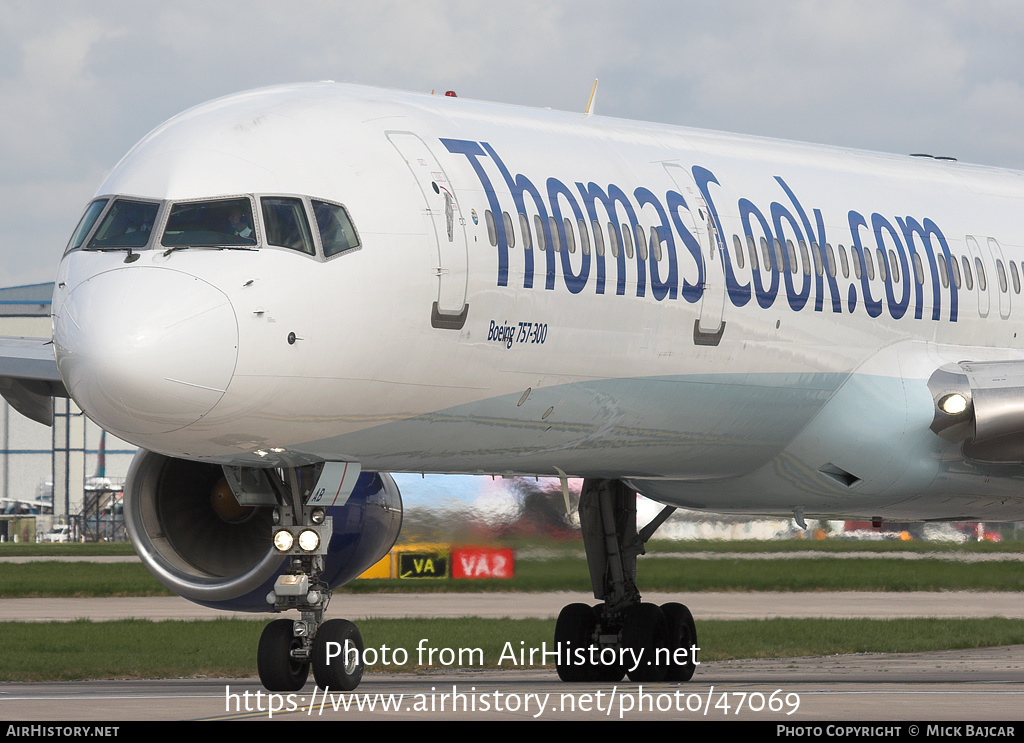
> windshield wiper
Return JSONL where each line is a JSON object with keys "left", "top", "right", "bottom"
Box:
{"left": 162, "top": 244, "right": 257, "bottom": 256}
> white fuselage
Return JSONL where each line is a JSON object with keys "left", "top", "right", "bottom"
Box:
{"left": 50, "top": 83, "right": 1024, "bottom": 520}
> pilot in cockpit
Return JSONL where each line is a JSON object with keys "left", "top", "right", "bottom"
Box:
{"left": 227, "top": 207, "right": 254, "bottom": 239}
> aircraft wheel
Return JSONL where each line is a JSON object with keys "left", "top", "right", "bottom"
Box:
{"left": 554, "top": 603, "right": 598, "bottom": 682}
{"left": 622, "top": 603, "right": 668, "bottom": 682}
{"left": 661, "top": 602, "right": 698, "bottom": 682}
{"left": 258, "top": 618, "right": 309, "bottom": 691}
{"left": 312, "top": 619, "right": 365, "bottom": 691}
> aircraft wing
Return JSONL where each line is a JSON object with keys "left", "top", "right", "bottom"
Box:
{"left": 0, "top": 336, "right": 68, "bottom": 426}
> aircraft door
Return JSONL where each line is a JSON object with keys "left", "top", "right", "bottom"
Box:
{"left": 965, "top": 235, "right": 991, "bottom": 319}
{"left": 985, "top": 237, "right": 1011, "bottom": 320}
{"left": 663, "top": 164, "right": 726, "bottom": 343}
{"left": 386, "top": 131, "right": 469, "bottom": 329}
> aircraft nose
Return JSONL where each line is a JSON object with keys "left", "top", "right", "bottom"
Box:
{"left": 54, "top": 267, "right": 238, "bottom": 436}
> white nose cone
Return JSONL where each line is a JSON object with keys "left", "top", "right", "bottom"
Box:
{"left": 54, "top": 268, "right": 238, "bottom": 436}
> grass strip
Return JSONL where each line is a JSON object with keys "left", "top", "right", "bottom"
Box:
{"left": 645, "top": 538, "right": 1024, "bottom": 554}
{"left": 0, "top": 562, "right": 174, "bottom": 597}
{"left": 0, "top": 617, "right": 1022, "bottom": 682}
{"left": 3, "top": 556, "right": 1024, "bottom": 597}
{"left": 0, "top": 543, "right": 138, "bottom": 557}
{"left": 345, "top": 557, "right": 1024, "bottom": 593}
{"left": 2, "top": 539, "right": 1021, "bottom": 558}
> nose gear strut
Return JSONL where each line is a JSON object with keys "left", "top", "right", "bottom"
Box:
{"left": 256, "top": 466, "right": 365, "bottom": 692}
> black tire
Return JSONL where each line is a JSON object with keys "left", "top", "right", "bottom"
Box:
{"left": 622, "top": 603, "right": 668, "bottom": 682}
{"left": 554, "top": 603, "right": 598, "bottom": 682}
{"left": 312, "top": 619, "right": 365, "bottom": 691}
{"left": 257, "top": 618, "right": 309, "bottom": 691}
{"left": 661, "top": 602, "right": 698, "bottom": 682}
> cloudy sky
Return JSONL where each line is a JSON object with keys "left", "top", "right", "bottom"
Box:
{"left": 2, "top": 0, "right": 1024, "bottom": 287}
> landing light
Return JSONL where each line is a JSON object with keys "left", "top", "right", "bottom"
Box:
{"left": 298, "top": 529, "right": 320, "bottom": 552}
{"left": 270, "top": 521, "right": 331, "bottom": 555}
{"left": 939, "top": 393, "right": 968, "bottom": 415}
{"left": 273, "top": 529, "right": 294, "bottom": 552}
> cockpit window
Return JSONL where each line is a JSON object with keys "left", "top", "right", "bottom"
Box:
{"left": 66, "top": 199, "right": 109, "bottom": 253}
{"left": 86, "top": 199, "right": 158, "bottom": 249}
{"left": 261, "top": 197, "right": 315, "bottom": 255}
{"left": 312, "top": 200, "right": 359, "bottom": 257}
{"left": 162, "top": 197, "right": 257, "bottom": 247}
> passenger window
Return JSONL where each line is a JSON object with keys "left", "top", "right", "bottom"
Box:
{"left": 312, "top": 200, "right": 359, "bottom": 257}
{"left": 852, "top": 248, "right": 863, "bottom": 280}
{"left": 1011, "top": 261, "right": 1020, "bottom": 293}
{"left": 997, "top": 259, "right": 1007, "bottom": 293}
{"left": 563, "top": 218, "right": 576, "bottom": 254}
{"left": 950, "top": 255, "right": 961, "bottom": 288}
{"left": 635, "top": 224, "right": 647, "bottom": 261}
{"left": 799, "top": 240, "right": 810, "bottom": 276}
{"left": 733, "top": 235, "right": 745, "bottom": 269}
{"left": 962, "top": 256, "right": 974, "bottom": 291}
{"left": 89, "top": 199, "right": 159, "bottom": 249}
{"left": 889, "top": 249, "right": 899, "bottom": 283}
{"left": 262, "top": 197, "right": 315, "bottom": 255}
{"left": 578, "top": 219, "right": 591, "bottom": 255}
{"left": 651, "top": 226, "right": 662, "bottom": 262}
{"left": 760, "top": 237, "right": 771, "bottom": 269}
{"left": 975, "top": 257, "right": 987, "bottom": 291}
{"left": 825, "top": 243, "right": 836, "bottom": 277}
{"left": 66, "top": 199, "right": 109, "bottom": 253}
{"left": 621, "top": 224, "right": 634, "bottom": 259}
{"left": 519, "top": 213, "right": 532, "bottom": 250}
{"left": 913, "top": 253, "right": 924, "bottom": 285}
{"left": 549, "top": 217, "right": 561, "bottom": 252}
{"left": 607, "top": 223, "right": 619, "bottom": 258}
{"left": 592, "top": 220, "right": 604, "bottom": 256}
{"left": 503, "top": 212, "right": 515, "bottom": 248}
{"left": 773, "top": 238, "right": 784, "bottom": 272}
{"left": 787, "top": 240, "right": 797, "bottom": 274}
{"left": 811, "top": 242, "right": 822, "bottom": 277}
{"left": 864, "top": 248, "right": 875, "bottom": 280}
{"left": 937, "top": 254, "right": 949, "bottom": 288}
{"left": 163, "top": 197, "right": 255, "bottom": 248}
{"left": 747, "top": 235, "right": 759, "bottom": 271}
{"left": 875, "top": 248, "right": 887, "bottom": 282}
{"left": 534, "top": 215, "right": 546, "bottom": 251}
{"left": 485, "top": 211, "right": 497, "bottom": 246}
{"left": 839, "top": 245, "right": 849, "bottom": 278}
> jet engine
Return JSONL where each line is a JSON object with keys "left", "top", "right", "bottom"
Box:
{"left": 123, "top": 449, "right": 402, "bottom": 611}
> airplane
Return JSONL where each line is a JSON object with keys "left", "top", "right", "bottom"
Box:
{"left": 0, "top": 495, "right": 52, "bottom": 515}
{"left": 1, "top": 80, "right": 1023, "bottom": 692}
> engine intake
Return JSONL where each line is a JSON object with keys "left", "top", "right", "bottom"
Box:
{"left": 124, "top": 450, "right": 402, "bottom": 611}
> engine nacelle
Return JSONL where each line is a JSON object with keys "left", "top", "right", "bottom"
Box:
{"left": 123, "top": 449, "right": 402, "bottom": 611}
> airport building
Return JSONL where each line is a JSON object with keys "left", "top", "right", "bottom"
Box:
{"left": 0, "top": 283, "right": 135, "bottom": 541}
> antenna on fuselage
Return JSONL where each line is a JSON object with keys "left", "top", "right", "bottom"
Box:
{"left": 583, "top": 79, "right": 598, "bottom": 118}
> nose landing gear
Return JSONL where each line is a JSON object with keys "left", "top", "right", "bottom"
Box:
{"left": 254, "top": 468, "right": 366, "bottom": 692}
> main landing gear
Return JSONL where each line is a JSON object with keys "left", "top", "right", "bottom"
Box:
{"left": 255, "top": 468, "right": 365, "bottom": 692}
{"left": 554, "top": 479, "right": 698, "bottom": 683}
